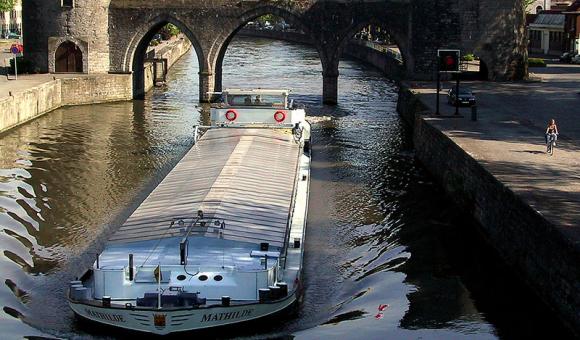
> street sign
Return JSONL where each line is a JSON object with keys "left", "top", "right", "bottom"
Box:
{"left": 10, "top": 44, "right": 23, "bottom": 80}
{"left": 435, "top": 49, "right": 461, "bottom": 115}
{"left": 10, "top": 44, "right": 23, "bottom": 55}
{"left": 437, "top": 49, "right": 460, "bottom": 73}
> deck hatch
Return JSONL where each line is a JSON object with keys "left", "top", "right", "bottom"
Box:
{"left": 108, "top": 129, "right": 300, "bottom": 248}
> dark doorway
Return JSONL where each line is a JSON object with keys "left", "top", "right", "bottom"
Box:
{"left": 55, "top": 41, "right": 83, "bottom": 73}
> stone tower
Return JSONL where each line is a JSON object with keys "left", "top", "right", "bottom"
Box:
{"left": 23, "top": 0, "right": 111, "bottom": 74}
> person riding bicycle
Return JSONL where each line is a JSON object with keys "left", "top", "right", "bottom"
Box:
{"left": 545, "top": 119, "right": 559, "bottom": 146}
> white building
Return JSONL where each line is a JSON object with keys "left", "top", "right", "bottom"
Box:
{"left": 1, "top": 0, "right": 22, "bottom": 38}
{"left": 529, "top": 0, "right": 552, "bottom": 13}
{"left": 529, "top": 13, "right": 566, "bottom": 55}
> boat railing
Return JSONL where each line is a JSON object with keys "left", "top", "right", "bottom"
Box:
{"left": 279, "top": 144, "right": 302, "bottom": 272}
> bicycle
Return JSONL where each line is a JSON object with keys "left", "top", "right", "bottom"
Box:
{"left": 546, "top": 133, "right": 557, "bottom": 155}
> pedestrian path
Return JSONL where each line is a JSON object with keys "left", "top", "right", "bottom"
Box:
{"left": 0, "top": 73, "right": 89, "bottom": 99}
{"left": 408, "top": 62, "right": 580, "bottom": 240}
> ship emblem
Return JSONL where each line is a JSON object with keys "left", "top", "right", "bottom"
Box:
{"left": 154, "top": 313, "right": 166, "bottom": 328}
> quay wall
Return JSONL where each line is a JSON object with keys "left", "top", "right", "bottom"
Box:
{"left": 397, "top": 86, "right": 580, "bottom": 335}
{"left": 344, "top": 42, "right": 404, "bottom": 79}
{"left": 0, "top": 75, "right": 131, "bottom": 134}
{"left": 144, "top": 37, "right": 192, "bottom": 92}
{"left": 0, "top": 38, "right": 191, "bottom": 134}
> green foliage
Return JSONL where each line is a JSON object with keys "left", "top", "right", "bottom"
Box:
{"left": 165, "top": 24, "right": 180, "bottom": 37}
{"left": 159, "top": 23, "right": 180, "bottom": 40}
{"left": 149, "top": 39, "right": 160, "bottom": 47}
{"left": 528, "top": 58, "right": 546, "bottom": 67}
{"left": 0, "top": 0, "right": 15, "bottom": 12}
{"left": 462, "top": 54, "right": 475, "bottom": 61}
{"left": 256, "top": 14, "right": 284, "bottom": 26}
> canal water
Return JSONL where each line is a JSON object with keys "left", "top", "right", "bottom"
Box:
{"left": 0, "top": 37, "right": 570, "bottom": 339}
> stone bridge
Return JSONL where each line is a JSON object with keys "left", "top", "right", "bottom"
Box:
{"left": 23, "top": 0, "right": 527, "bottom": 104}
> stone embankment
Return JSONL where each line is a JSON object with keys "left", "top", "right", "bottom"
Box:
{"left": 0, "top": 37, "right": 191, "bottom": 134}
{"left": 0, "top": 75, "right": 132, "bottom": 134}
{"left": 397, "top": 81, "right": 580, "bottom": 336}
{"left": 144, "top": 37, "right": 192, "bottom": 92}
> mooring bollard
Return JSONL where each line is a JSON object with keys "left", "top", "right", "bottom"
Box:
{"left": 471, "top": 105, "right": 477, "bottom": 121}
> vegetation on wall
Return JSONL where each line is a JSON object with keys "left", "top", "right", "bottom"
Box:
{"left": 0, "top": 0, "right": 15, "bottom": 12}
{"left": 161, "top": 23, "right": 180, "bottom": 38}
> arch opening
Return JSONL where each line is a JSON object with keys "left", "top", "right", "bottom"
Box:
{"left": 456, "top": 53, "right": 488, "bottom": 81}
{"left": 55, "top": 41, "right": 83, "bottom": 73}
{"left": 340, "top": 22, "right": 408, "bottom": 77}
{"left": 130, "top": 18, "right": 203, "bottom": 100}
{"left": 213, "top": 9, "right": 319, "bottom": 94}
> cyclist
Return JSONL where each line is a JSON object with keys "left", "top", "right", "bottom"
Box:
{"left": 546, "top": 119, "right": 559, "bottom": 145}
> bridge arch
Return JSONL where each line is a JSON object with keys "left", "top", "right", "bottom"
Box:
{"left": 212, "top": 5, "right": 321, "bottom": 94}
{"left": 340, "top": 19, "right": 410, "bottom": 72}
{"left": 125, "top": 14, "right": 205, "bottom": 99}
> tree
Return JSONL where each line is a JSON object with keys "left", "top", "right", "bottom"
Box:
{"left": 159, "top": 23, "right": 180, "bottom": 40}
{"left": 0, "top": 0, "right": 15, "bottom": 12}
{"left": 523, "top": 0, "right": 537, "bottom": 13}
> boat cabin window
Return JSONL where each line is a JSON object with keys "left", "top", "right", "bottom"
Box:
{"left": 226, "top": 94, "right": 286, "bottom": 108}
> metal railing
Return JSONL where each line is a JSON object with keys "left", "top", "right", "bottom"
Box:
{"left": 350, "top": 39, "right": 403, "bottom": 63}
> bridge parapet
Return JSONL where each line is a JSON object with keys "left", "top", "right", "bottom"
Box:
{"left": 23, "top": 0, "right": 526, "bottom": 103}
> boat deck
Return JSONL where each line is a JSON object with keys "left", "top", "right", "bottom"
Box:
{"left": 99, "top": 237, "right": 265, "bottom": 271}
{"left": 108, "top": 128, "right": 300, "bottom": 248}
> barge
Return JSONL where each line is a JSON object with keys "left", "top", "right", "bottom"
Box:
{"left": 68, "top": 89, "right": 311, "bottom": 335}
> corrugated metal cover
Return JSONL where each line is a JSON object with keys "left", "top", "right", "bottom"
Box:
{"left": 531, "top": 13, "right": 565, "bottom": 26}
{"left": 108, "top": 128, "right": 299, "bottom": 247}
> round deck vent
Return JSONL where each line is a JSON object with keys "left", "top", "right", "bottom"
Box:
{"left": 214, "top": 275, "right": 223, "bottom": 282}
{"left": 198, "top": 275, "right": 208, "bottom": 281}
{"left": 177, "top": 274, "right": 186, "bottom": 281}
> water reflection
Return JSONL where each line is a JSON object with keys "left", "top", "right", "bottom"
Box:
{"left": 0, "top": 37, "right": 571, "bottom": 339}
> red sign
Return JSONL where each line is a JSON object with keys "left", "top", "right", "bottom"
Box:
{"left": 10, "top": 44, "right": 23, "bottom": 54}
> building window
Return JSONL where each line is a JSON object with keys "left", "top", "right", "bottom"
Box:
{"left": 529, "top": 30, "right": 542, "bottom": 49}
{"left": 55, "top": 41, "right": 83, "bottom": 73}
{"left": 62, "top": 0, "right": 74, "bottom": 7}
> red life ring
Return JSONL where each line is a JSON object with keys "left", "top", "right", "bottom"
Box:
{"left": 225, "top": 109, "right": 238, "bottom": 122}
{"left": 274, "top": 111, "right": 286, "bottom": 123}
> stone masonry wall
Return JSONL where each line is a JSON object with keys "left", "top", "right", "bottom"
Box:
{"left": 1, "top": 35, "right": 191, "bottom": 134}
{"left": 143, "top": 37, "right": 192, "bottom": 92}
{"left": 23, "top": 0, "right": 111, "bottom": 74}
{"left": 60, "top": 75, "right": 132, "bottom": 106}
{"left": 237, "top": 29, "right": 404, "bottom": 80}
{"left": 397, "top": 85, "right": 580, "bottom": 335}
{"left": 0, "top": 75, "right": 131, "bottom": 134}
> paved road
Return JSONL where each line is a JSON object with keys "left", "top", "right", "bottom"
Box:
{"left": 409, "top": 61, "right": 580, "bottom": 241}
{"left": 0, "top": 73, "right": 91, "bottom": 99}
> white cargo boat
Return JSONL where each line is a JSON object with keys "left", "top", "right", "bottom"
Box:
{"left": 68, "top": 89, "right": 311, "bottom": 335}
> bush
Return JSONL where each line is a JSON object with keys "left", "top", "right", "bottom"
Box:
{"left": 528, "top": 58, "right": 546, "bottom": 67}
{"left": 9, "top": 56, "right": 33, "bottom": 74}
{"left": 462, "top": 53, "right": 475, "bottom": 61}
{"left": 159, "top": 23, "right": 180, "bottom": 40}
{"left": 166, "top": 24, "right": 180, "bottom": 37}
{"left": 149, "top": 39, "right": 160, "bottom": 47}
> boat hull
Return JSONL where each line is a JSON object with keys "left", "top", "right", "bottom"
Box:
{"left": 69, "top": 291, "right": 298, "bottom": 335}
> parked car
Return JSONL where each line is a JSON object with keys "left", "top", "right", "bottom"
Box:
{"left": 447, "top": 87, "right": 476, "bottom": 106}
{"left": 560, "top": 52, "right": 573, "bottom": 63}
{"left": 7, "top": 32, "right": 20, "bottom": 39}
{"left": 571, "top": 54, "right": 580, "bottom": 64}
